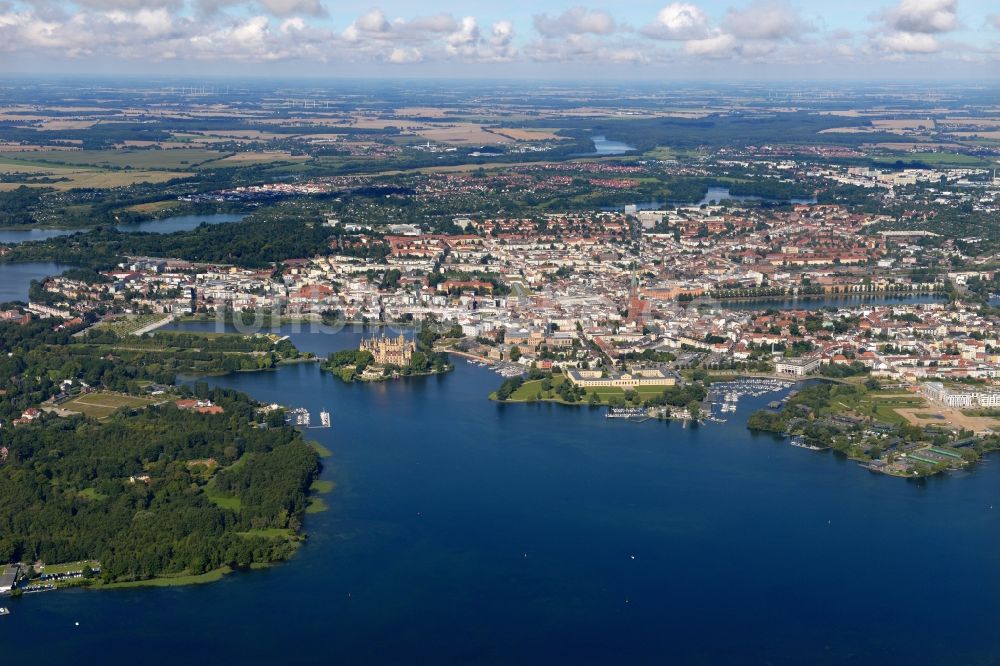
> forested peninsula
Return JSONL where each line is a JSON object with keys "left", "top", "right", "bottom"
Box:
{"left": 0, "top": 315, "right": 326, "bottom": 589}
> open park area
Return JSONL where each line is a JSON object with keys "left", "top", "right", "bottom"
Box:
{"left": 896, "top": 406, "right": 1000, "bottom": 434}
{"left": 58, "top": 391, "right": 160, "bottom": 420}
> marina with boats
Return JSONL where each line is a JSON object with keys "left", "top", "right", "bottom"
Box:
{"left": 706, "top": 378, "right": 794, "bottom": 421}
{"left": 598, "top": 378, "right": 797, "bottom": 425}
{"left": 285, "top": 407, "right": 332, "bottom": 429}
{"left": 465, "top": 357, "right": 525, "bottom": 378}
{"left": 606, "top": 407, "right": 652, "bottom": 422}
{"left": 790, "top": 436, "right": 826, "bottom": 451}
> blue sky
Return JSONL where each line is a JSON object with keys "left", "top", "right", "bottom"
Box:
{"left": 1, "top": 0, "right": 997, "bottom": 78}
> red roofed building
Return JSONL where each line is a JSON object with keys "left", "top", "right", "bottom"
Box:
{"left": 176, "top": 399, "right": 225, "bottom": 415}
{"left": 296, "top": 284, "right": 334, "bottom": 299}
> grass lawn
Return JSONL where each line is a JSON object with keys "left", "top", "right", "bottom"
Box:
{"left": 237, "top": 528, "right": 296, "bottom": 539}
{"left": 309, "top": 441, "right": 333, "bottom": 458}
{"left": 832, "top": 390, "right": 926, "bottom": 426}
{"left": 306, "top": 497, "right": 328, "bottom": 514}
{"left": 99, "top": 566, "right": 233, "bottom": 589}
{"left": 204, "top": 484, "right": 241, "bottom": 511}
{"left": 78, "top": 487, "right": 108, "bottom": 501}
{"left": 498, "top": 375, "right": 672, "bottom": 405}
{"left": 42, "top": 560, "right": 99, "bottom": 575}
{"left": 642, "top": 146, "right": 678, "bottom": 160}
{"left": 310, "top": 479, "right": 334, "bottom": 494}
{"left": 873, "top": 151, "right": 991, "bottom": 168}
{"left": 60, "top": 391, "right": 158, "bottom": 420}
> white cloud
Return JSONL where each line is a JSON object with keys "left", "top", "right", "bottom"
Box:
{"left": 603, "top": 48, "right": 647, "bottom": 64}
{"left": 337, "top": 10, "right": 515, "bottom": 62}
{"left": 524, "top": 34, "right": 648, "bottom": 64}
{"left": 343, "top": 10, "right": 463, "bottom": 46}
{"left": 73, "top": 0, "right": 182, "bottom": 9}
{"left": 683, "top": 31, "right": 736, "bottom": 56}
{"left": 258, "top": 0, "right": 326, "bottom": 18}
{"left": 444, "top": 15, "right": 480, "bottom": 53}
{"left": 723, "top": 2, "right": 807, "bottom": 41}
{"left": 0, "top": 2, "right": 987, "bottom": 70}
{"left": 885, "top": 0, "right": 957, "bottom": 34}
{"left": 438, "top": 16, "right": 513, "bottom": 61}
{"left": 280, "top": 17, "right": 305, "bottom": 33}
{"left": 492, "top": 20, "right": 515, "bottom": 46}
{"left": 342, "top": 9, "right": 389, "bottom": 42}
{"left": 881, "top": 31, "right": 940, "bottom": 53}
{"left": 402, "top": 14, "right": 458, "bottom": 34}
{"left": 869, "top": 0, "right": 958, "bottom": 57}
{"left": 641, "top": 3, "right": 709, "bottom": 40}
{"left": 388, "top": 46, "right": 422, "bottom": 63}
{"left": 738, "top": 40, "right": 777, "bottom": 57}
{"left": 0, "top": 11, "right": 65, "bottom": 49}
{"left": 190, "top": 0, "right": 325, "bottom": 17}
{"left": 229, "top": 15, "right": 269, "bottom": 48}
{"left": 533, "top": 7, "right": 616, "bottom": 37}
{"left": 640, "top": 1, "right": 806, "bottom": 61}
{"left": 355, "top": 8, "right": 389, "bottom": 32}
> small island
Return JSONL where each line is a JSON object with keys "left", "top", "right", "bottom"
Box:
{"left": 321, "top": 323, "right": 454, "bottom": 383}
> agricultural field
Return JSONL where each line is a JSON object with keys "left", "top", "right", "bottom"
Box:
{"left": 123, "top": 200, "right": 180, "bottom": 214}
{"left": 489, "top": 128, "right": 565, "bottom": 142}
{"left": 4, "top": 148, "right": 227, "bottom": 170}
{"left": 0, "top": 155, "right": 185, "bottom": 190}
{"left": 59, "top": 391, "right": 159, "bottom": 420}
{"left": 209, "top": 151, "right": 310, "bottom": 165}
{"left": 412, "top": 122, "right": 508, "bottom": 144}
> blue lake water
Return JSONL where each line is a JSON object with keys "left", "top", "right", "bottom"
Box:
{"left": 711, "top": 293, "right": 948, "bottom": 311}
{"left": 607, "top": 187, "right": 818, "bottom": 212}
{"left": 5, "top": 325, "right": 1000, "bottom": 664}
{"left": 590, "top": 135, "right": 635, "bottom": 156}
{"left": 0, "top": 214, "right": 243, "bottom": 244}
{"left": 116, "top": 213, "right": 244, "bottom": 234}
{"left": 694, "top": 186, "right": 817, "bottom": 206}
{"left": 0, "top": 228, "right": 77, "bottom": 244}
{"left": 0, "top": 261, "right": 76, "bottom": 302}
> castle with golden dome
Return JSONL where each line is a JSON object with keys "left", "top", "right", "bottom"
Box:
{"left": 360, "top": 333, "right": 415, "bottom": 366}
